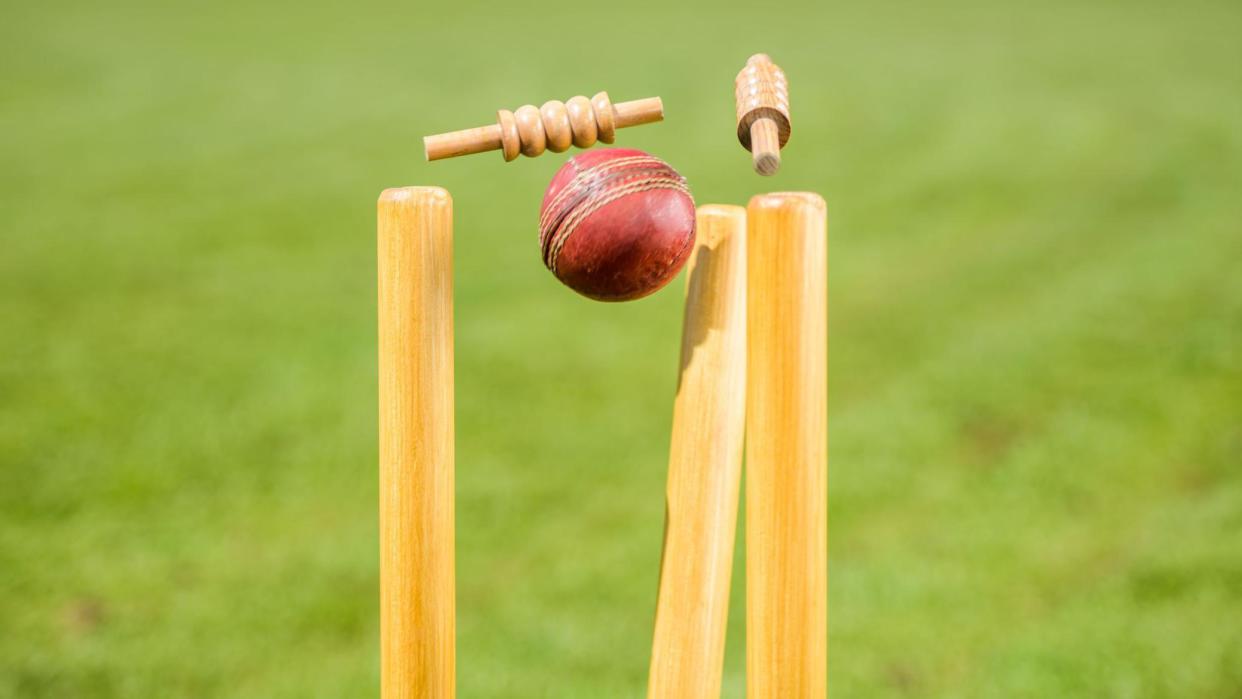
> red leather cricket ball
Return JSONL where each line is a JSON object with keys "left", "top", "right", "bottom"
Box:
{"left": 538, "top": 148, "right": 696, "bottom": 302}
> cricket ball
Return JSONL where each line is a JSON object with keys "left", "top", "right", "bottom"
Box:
{"left": 538, "top": 148, "right": 696, "bottom": 301}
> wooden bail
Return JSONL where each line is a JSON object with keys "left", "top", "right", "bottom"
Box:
{"left": 735, "top": 54, "right": 792, "bottom": 175}
{"left": 424, "top": 93, "right": 664, "bottom": 162}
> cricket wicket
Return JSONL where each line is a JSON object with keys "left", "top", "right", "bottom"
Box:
{"left": 647, "top": 205, "right": 748, "bottom": 698}
{"left": 377, "top": 187, "right": 456, "bottom": 699}
{"left": 745, "top": 193, "right": 828, "bottom": 699}
{"left": 376, "top": 189, "right": 826, "bottom": 699}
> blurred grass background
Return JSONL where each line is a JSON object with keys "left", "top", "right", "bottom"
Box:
{"left": 2, "top": 0, "right": 1241, "bottom": 696}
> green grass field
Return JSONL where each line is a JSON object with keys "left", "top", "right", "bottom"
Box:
{"left": 3, "top": 0, "right": 1241, "bottom": 696}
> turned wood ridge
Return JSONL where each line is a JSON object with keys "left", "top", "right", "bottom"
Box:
{"left": 735, "top": 54, "right": 792, "bottom": 176}
{"left": 424, "top": 92, "right": 664, "bottom": 162}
